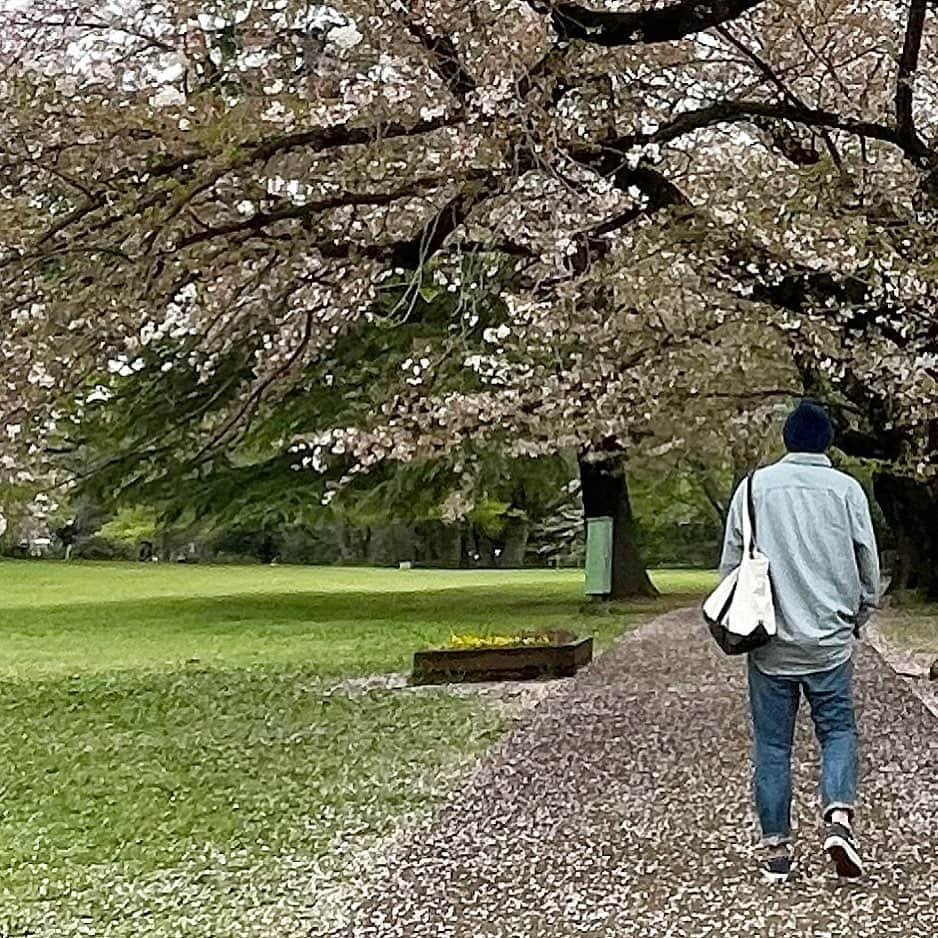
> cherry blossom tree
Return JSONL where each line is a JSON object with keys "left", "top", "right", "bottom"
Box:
{"left": 2, "top": 0, "right": 938, "bottom": 594}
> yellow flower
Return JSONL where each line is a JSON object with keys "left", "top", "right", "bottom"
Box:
{"left": 445, "top": 632, "right": 555, "bottom": 650}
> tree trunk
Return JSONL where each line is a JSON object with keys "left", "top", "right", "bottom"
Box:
{"left": 873, "top": 472, "right": 938, "bottom": 600}
{"left": 422, "top": 521, "right": 462, "bottom": 568}
{"left": 579, "top": 452, "right": 658, "bottom": 600}
{"left": 444, "top": 523, "right": 463, "bottom": 568}
{"left": 335, "top": 520, "right": 358, "bottom": 564}
{"left": 475, "top": 531, "right": 495, "bottom": 567}
{"left": 695, "top": 468, "right": 729, "bottom": 525}
{"left": 398, "top": 524, "right": 417, "bottom": 565}
{"left": 498, "top": 517, "right": 530, "bottom": 568}
{"left": 258, "top": 534, "right": 277, "bottom": 565}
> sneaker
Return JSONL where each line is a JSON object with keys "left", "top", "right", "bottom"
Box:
{"left": 762, "top": 850, "right": 796, "bottom": 883}
{"left": 824, "top": 822, "right": 863, "bottom": 879}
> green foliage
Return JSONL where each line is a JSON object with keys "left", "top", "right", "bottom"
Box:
{"left": 467, "top": 498, "right": 513, "bottom": 538}
{"left": 56, "top": 338, "right": 262, "bottom": 514}
{"left": 52, "top": 258, "right": 520, "bottom": 529}
{"left": 0, "top": 480, "right": 43, "bottom": 549}
{"left": 98, "top": 505, "right": 159, "bottom": 545}
{"left": 630, "top": 468, "right": 726, "bottom": 568}
{"left": 72, "top": 534, "right": 137, "bottom": 561}
{"left": 333, "top": 459, "right": 462, "bottom": 526}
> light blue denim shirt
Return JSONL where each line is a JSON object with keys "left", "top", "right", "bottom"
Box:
{"left": 719, "top": 453, "right": 881, "bottom": 676}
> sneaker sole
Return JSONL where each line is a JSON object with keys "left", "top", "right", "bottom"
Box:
{"left": 762, "top": 862, "right": 797, "bottom": 884}
{"left": 824, "top": 835, "right": 863, "bottom": 879}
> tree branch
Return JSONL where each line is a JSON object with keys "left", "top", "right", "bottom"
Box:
{"left": 524, "top": 161, "right": 690, "bottom": 293}
{"left": 316, "top": 177, "right": 499, "bottom": 268}
{"left": 548, "top": 0, "right": 768, "bottom": 46}
{"left": 390, "top": 187, "right": 485, "bottom": 269}
{"left": 175, "top": 172, "right": 489, "bottom": 251}
{"left": 748, "top": 115, "right": 821, "bottom": 166}
{"left": 897, "top": 0, "right": 928, "bottom": 142}
{"left": 24, "top": 114, "right": 468, "bottom": 255}
{"left": 243, "top": 113, "right": 464, "bottom": 166}
{"left": 394, "top": 8, "right": 477, "bottom": 99}
{"left": 715, "top": 25, "right": 841, "bottom": 169}
{"left": 598, "top": 99, "right": 936, "bottom": 169}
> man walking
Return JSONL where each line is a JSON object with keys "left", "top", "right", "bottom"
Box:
{"left": 719, "top": 399, "right": 881, "bottom": 882}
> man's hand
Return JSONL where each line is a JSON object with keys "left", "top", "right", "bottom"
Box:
{"left": 853, "top": 604, "right": 876, "bottom": 638}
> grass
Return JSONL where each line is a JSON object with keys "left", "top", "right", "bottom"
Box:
{"left": 0, "top": 562, "right": 716, "bottom": 677}
{"left": 0, "top": 561, "right": 715, "bottom": 936}
{"left": 877, "top": 597, "right": 938, "bottom": 655}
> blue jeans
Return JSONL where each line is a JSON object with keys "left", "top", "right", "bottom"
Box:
{"left": 747, "top": 658, "right": 858, "bottom": 846}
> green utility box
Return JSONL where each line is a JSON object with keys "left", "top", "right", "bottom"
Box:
{"left": 584, "top": 516, "right": 613, "bottom": 595}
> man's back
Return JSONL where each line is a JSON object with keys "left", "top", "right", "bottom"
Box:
{"left": 723, "top": 400, "right": 876, "bottom": 882}
{"left": 720, "top": 453, "right": 880, "bottom": 676}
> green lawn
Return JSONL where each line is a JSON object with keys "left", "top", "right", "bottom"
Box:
{"left": 878, "top": 602, "right": 938, "bottom": 654}
{"left": 0, "top": 562, "right": 714, "bottom": 937}
{"left": 0, "top": 562, "right": 715, "bottom": 677}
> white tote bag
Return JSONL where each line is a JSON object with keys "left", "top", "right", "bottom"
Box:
{"left": 703, "top": 473, "right": 776, "bottom": 655}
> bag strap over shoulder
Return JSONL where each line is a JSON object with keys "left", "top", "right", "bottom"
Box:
{"left": 743, "top": 471, "right": 758, "bottom": 558}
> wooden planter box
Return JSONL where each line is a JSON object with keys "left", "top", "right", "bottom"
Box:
{"left": 412, "top": 637, "right": 593, "bottom": 685}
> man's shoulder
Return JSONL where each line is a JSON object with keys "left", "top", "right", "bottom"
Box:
{"left": 818, "top": 465, "right": 866, "bottom": 499}
{"left": 758, "top": 460, "right": 862, "bottom": 497}
{"left": 831, "top": 469, "right": 867, "bottom": 501}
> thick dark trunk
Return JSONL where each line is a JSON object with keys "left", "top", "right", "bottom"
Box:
{"left": 394, "top": 524, "right": 417, "bottom": 565}
{"left": 465, "top": 529, "right": 495, "bottom": 567}
{"left": 873, "top": 472, "right": 938, "bottom": 601}
{"left": 428, "top": 522, "right": 462, "bottom": 568}
{"left": 579, "top": 453, "right": 658, "bottom": 600}
{"left": 446, "top": 523, "right": 464, "bottom": 568}
{"left": 498, "top": 518, "right": 530, "bottom": 568}
{"left": 258, "top": 534, "right": 277, "bottom": 565}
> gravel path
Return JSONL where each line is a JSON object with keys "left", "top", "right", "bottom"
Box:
{"left": 323, "top": 607, "right": 938, "bottom": 937}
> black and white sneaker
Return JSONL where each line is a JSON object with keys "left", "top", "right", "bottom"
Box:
{"left": 762, "top": 851, "right": 796, "bottom": 883}
{"left": 824, "top": 822, "right": 863, "bottom": 879}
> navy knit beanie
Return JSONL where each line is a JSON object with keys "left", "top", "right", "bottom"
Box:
{"left": 783, "top": 399, "right": 833, "bottom": 453}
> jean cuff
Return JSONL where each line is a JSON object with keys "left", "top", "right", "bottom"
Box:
{"left": 822, "top": 802, "right": 855, "bottom": 822}
{"left": 760, "top": 833, "right": 791, "bottom": 848}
